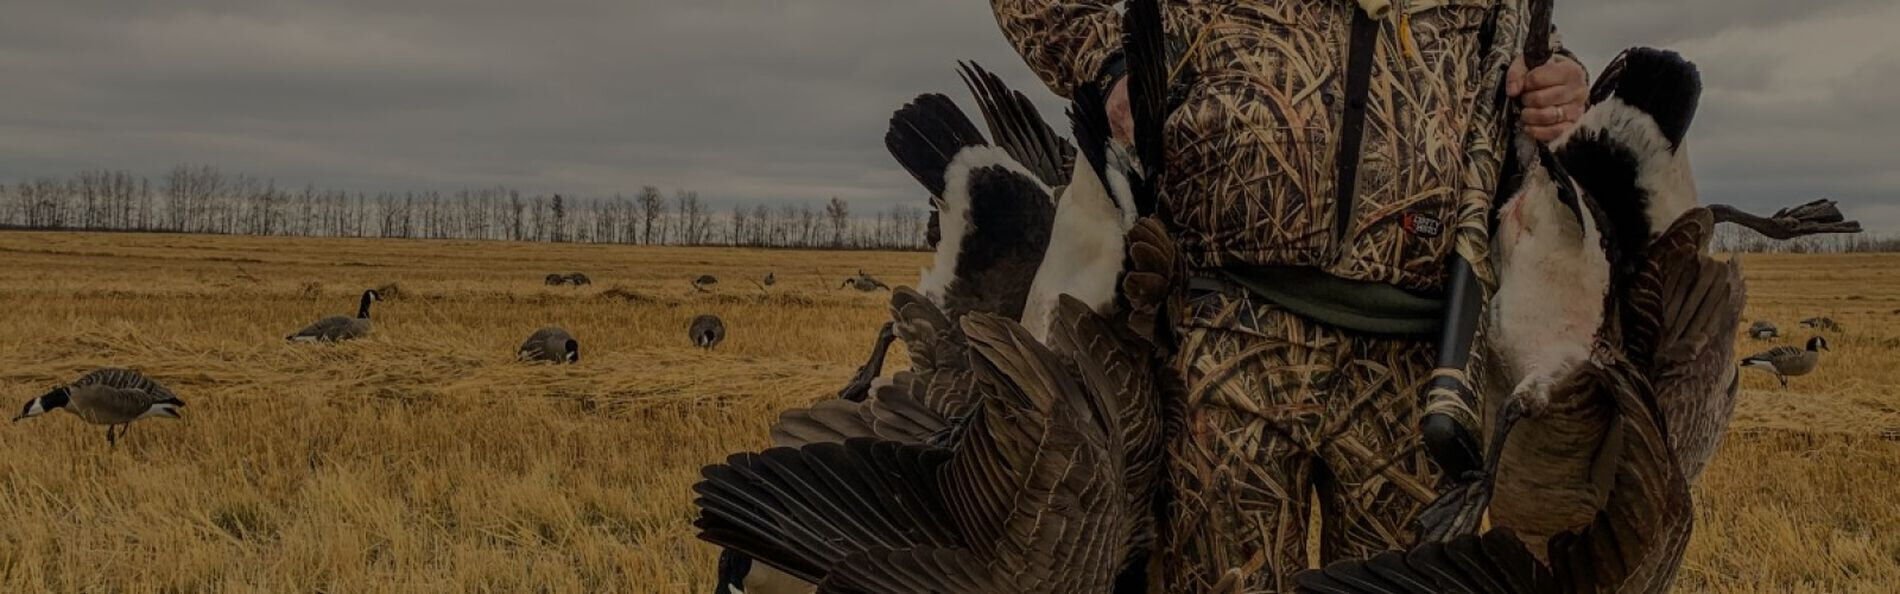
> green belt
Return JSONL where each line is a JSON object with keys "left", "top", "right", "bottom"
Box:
{"left": 1193, "top": 266, "right": 1446, "bottom": 337}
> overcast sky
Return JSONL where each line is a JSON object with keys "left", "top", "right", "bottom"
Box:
{"left": 2, "top": 1, "right": 1894, "bottom": 231}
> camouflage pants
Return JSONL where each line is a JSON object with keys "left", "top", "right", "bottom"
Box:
{"left": 1161, "top": 286, "right": 1441, "bottom": 593}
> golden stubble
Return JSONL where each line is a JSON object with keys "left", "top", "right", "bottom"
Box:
{"left": 0, "top": 233, "right": 1893, "bottom": 592}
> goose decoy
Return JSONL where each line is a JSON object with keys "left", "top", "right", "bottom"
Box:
{"left": 1748, "top": 320, "right": 1780, "bottom": 340}
{"left": 1741, "top": 335, "right": 1827, "bottom": 388}
{"left": 13, "top": 368, "right": 186, "bottom": 446}
{"left": 1306, "top": 47, "right": 1744, "bottom": 593}
{"left": 1799, "top": 316, "right": 1842, "bottom": 332}
{"left": 565, "top": 272, "right": 592, "bottom": 286}
{"left": 689, "top": 314, "right": 726, "bottom": 349}
{"left": 544, "top": 273, "right": 569, "bottom": 286}
{"left": 692, "top": 275, "right": 719, "bottom": 293}
{"left": 287, "top": 289, "right": 382, "bottom": 342}
{"left": 839, "top": 270, "right": 890, "bottom": 292}
{"left": 518, "top": 327, "right": 580, "bottom": 364}
{"left": 697, "top": 17, "right": 1180, "bottom": 591}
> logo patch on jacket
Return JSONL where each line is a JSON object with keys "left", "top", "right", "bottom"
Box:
{"left": 1402, "top": 212, "right": 1443, "bottom": 238}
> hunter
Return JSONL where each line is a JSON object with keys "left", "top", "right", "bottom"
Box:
{"left": 991, "top": 0, "right": 1589, "bottom": 590}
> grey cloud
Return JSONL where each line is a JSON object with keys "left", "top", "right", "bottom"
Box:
{"left": 1, "top": 1, "right": 1894, "bottom": 231}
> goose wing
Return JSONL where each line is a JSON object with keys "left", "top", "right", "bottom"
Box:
{"left": 959, "top": 61, "right": 1075, "bottom": 188}
{"left": 1741, "top": 345, "right": 1801, "bottom": 365}
{"left": 73, "top": 368, "right": 178, "bottom": 405}
{"left": 520, "top": 327, "right": 573, "bottom": 360}
{"left": 770, "top": 288, "right": 976, "bottom": 448}
{"left": 289, "top": 315, "right": 350, "bottom": 340}
{"left": 885, "top": 93, "right": 986, "bottom": 203}
{"left": 1619, "top": 208, "right": 1744, "bottom": 481}
{"left": 1298, "top": 355, "right": 1693, "bottom": 594}
{"left": 696, "top": 313, "right": 1130, "bottom": 593}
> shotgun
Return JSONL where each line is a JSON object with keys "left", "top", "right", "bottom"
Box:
{"left": 1419, "top": 0, "right": 1556, "bottom": 482}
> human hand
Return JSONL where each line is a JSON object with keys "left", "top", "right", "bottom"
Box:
{"left": 1507, "top": 54, "right": 1588, "bottom": 143}
{"left": 1107, "top": 77, "right": 1133, "bottom": 144}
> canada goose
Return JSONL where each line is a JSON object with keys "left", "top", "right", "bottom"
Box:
{"left": 1748, "top": 320, "right": 1780, "bottom": 340}
{"left": 1308, "top": 48, "right": 1749, "bottom": 594}
{"left": 698, "top": 293, "right": 1173, "bottom": 593}
{"left": 698, "top": 18, "right": 1181, "bottom": 589}
{"left": 544, "top": 273, "right": 568, "bottom": 286}
{"left": 703, "top": 71, "right": 1089, "bottom": 592}
{"left": 566, "top": 272, "right": 592, "bottom": 286}
{"left": 287, "top": 289, "right": 382, "bottom": 342}
{"left": 1307, "top": 208, "right": 1741, "bottom": 593}
{"left": 1741, "top": 336, "right": 1827, "bottom": 388}
{"left": 518, "top": 327, "right": 580, "bottom": 364}
{"left": 1799, "top": 316, "right": 1842, "bottom": 332}
{"left": 13, "top": 368, "right": 186, "bottom": 446}
{"left": 689, "top": 314, "right": 726, "bottom": 349}
{"left": 762, "top": 271, "right": 776, "bottom": 287}
{"left": 692, "top": 275, "right": 719, "bottom": 293}
{"left": 839, "top": 270, "right": 890, "bottom": 292}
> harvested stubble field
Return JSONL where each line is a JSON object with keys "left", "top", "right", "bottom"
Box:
{"left": 0, "top": 231, "right": 1895, "bottom": 593}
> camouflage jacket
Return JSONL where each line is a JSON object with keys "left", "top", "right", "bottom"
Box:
{"left": 993, "top": 0, "right": 1557, "bottom": 293}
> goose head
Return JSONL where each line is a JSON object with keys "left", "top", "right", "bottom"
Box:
{"left": 358, "top": 289, "right": 383, "bottom": 319}
{"left": 1807, "top": 336, "right": 1830, "bottom": 352}
{"left": 565, "top": 339, "right": 581, "bottom": 363}
{"left": 1555, "top": 47, "right": 1703, "bottom": 265}
{"left": 13, "top": 387, "right": 70, "bottom": 422}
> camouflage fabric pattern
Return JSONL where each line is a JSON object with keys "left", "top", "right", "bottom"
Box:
{"left": 990, "top": 0, "right": 1533, "bottom": 292}
{"left": 1164, "top": 288, "right": 1440, "bottom": 592}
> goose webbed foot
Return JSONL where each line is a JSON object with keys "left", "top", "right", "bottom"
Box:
{"left": 836, "top": 322, "right": 897, "bottom": 403}
{"left": 1417, "top": 469, "right": 1492, "bottom": 543}
{"left": 1415, "top": 389, "right": 1540, "bottom": 543}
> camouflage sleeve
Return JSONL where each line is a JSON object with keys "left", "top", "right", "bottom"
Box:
{"left": 990, "top": 0, "right": 1123, "bottom": 98}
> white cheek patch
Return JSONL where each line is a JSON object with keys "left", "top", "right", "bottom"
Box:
{"left": 1560, "top": 96, "right": 1701, "bottom": 236}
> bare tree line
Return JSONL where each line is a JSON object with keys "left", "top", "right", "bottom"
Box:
{"left": 0, "top": 165, "right": 930, "bottom": 250}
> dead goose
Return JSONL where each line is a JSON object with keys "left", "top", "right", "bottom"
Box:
{"left": 698, "top": 22, "right": 1179, "bottom": 590}
{"left": 692, "top": 275, "right": 719, "bottom": 293}
{"left": 1741, "top": 336, "right": 1827, "bottom": 388}
{"left": 518, "top": 327, "right": 580, "bottom": 364}
{"left": 13, "top": 368, "right": 186, "bottom": 446}
{"left": 1300, "top": 48, "right": 1745, "bottom": 593}
{"left": 287, "top": 289, "right": 382, "bottom": 342}
{"left": 689, "top": 314, "right": 726, "bottom": 349}
{"left": 1748, "top": 320, "right": 1780, "bottom": 340}
{"left": 544, "top": 273, "right": 568, "bottom": 286}
{"left": 566, "top": 272, "right": 592, "bottom": 286}
{"left": 1799, "top": 316, "right": 1842, "bottom": 332}
{"left": 839, "top": 270, "right": 890, "bottom": 292}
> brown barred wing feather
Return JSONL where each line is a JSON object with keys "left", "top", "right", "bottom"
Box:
{"left": 1618, "top": 208, "right": 1745, "bottom": 481}
{"left": 959, "top": 61, "right": 1075, "bottom": 188}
